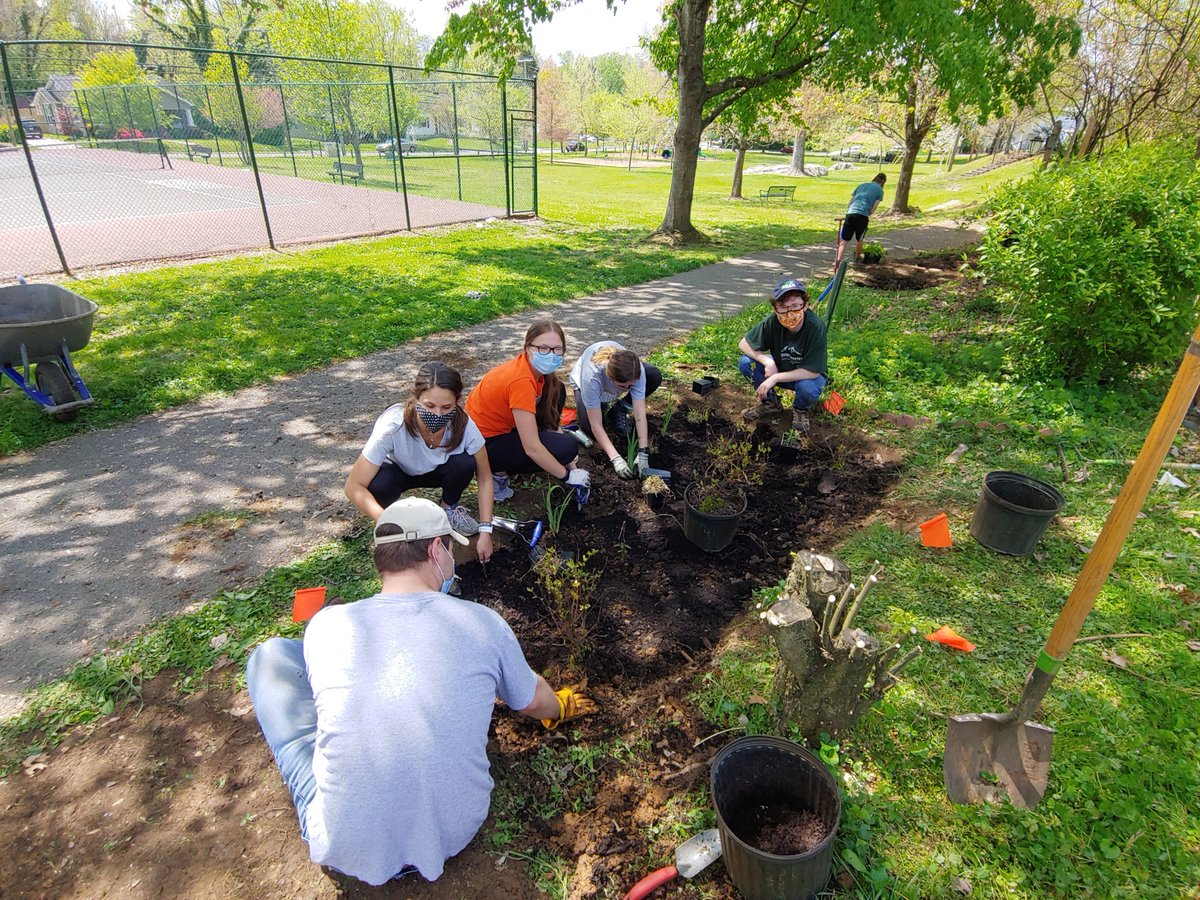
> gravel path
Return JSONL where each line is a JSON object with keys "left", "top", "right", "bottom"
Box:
{"left": 0, "top": 221, "right": 981, "bottom": 716}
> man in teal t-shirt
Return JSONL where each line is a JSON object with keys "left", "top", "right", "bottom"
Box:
{"left": 738, "top": 277, "right": 829, "bottom": 425}
{"left": 835, "top": 173, "right": 886, "bottom": 268}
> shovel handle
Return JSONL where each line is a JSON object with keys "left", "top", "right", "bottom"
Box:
{"left": 1042, "top": 321, "right": 1200, "bottom": 666}
{"left": 623, "top": 865, "right": 679, "bottom": 900}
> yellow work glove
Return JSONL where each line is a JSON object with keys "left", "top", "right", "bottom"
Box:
{"left": 541, "top": 687, "right": 597, "bottom": 730}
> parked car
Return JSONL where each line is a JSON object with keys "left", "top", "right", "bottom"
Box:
{"left": 376, "top": 138, "right": 417, "bottom": 156}
{"left": 20, "top": 119, "right": 43, "bottom": 140}
{"left": 828, "top": 145, "right": 863, "bottom": 161}
{"left": 564, "top": 138, "right": 586, "bottom": 152}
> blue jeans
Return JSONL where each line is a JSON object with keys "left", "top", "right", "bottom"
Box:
{"left": 738, "top": 355, "right": 828, "bottom": 410}
{"left": 246, "top": 637, "right": 317, "bottom": 839}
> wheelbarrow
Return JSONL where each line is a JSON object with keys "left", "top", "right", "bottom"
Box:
{"left": 1, "top": 282, "right": 97, "bottom": 422}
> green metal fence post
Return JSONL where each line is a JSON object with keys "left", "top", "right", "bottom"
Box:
{"left": 202, "top": 84, "right": 224, "bottom": 164}
{"left": 501, "top": 79, "right": 511, "bottom": 216}
{"left": 100, "top": 85, "right": 117, "bottom": 136}
{"left": 326, "top": 83, "right": 343, "bottom": 180}
{"left": 531, "top": 76, "right": 538, "bottom": 216}
{"left": 1, "top": 42, "right": 70, "bottom": 275}
{"left": 278, "top": 83, "right": 298, "bottom": 177}
{"left": 451, "top": 81, "right": 462, "bottom": 201}
{"left": 387, "top": 66, "right": 413, "bottom": 230}
{"left": 73, "top": 88, "right": 94, "bottom": 147}
{"left": 385, "top": 82, "right": 399, "bottom": 193}
{"left": 146, "top": 83, "right": 171, "bottom": 169}
{"left": 121, "top": 83, "right": 136, "bottom": 136}
{"left": 229, "top": 50, "right": 275, "bottom": 250}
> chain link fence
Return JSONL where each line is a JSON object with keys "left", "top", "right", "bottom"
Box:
{"left": 0, "top": 40, "right": 537, "bottom": 276}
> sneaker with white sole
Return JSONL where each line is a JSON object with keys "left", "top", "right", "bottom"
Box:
{"left": 492, "top": 474, "right": 514, "bottom": 503}
{"left": 445, "top": 504, "right": 479, "bottom": 536}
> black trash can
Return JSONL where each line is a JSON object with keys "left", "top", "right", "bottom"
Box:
{"left": 970, "top": 470, "right": 1065, "bottom": 556}
{"left": 710, "top": 736, "right": 841, "bottom": 900}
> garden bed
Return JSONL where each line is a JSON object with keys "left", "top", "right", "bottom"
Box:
{"left": 0, "top": 383, "right": 902, "bottom": 898}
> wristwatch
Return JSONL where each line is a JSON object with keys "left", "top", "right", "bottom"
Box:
{"left": 477, "top": 522, "right": 494, "bottom": 534}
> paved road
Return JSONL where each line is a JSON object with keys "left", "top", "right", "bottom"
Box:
{"left": 0, "top": 221, "right": 982, "bottom": 716}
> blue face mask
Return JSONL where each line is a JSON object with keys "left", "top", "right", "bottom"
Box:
{"left": 434, "top": 541, "right": 456, "bottom": 594}
{"left": 530, "top": 350, "right": 564, "bottom": 375}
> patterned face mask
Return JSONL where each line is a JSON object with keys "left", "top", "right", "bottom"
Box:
{"left": 417, "top": 407, "right": 455, "bottom": 432}
{"left": 776, "top": 309, "right": 806, "bottom": 329}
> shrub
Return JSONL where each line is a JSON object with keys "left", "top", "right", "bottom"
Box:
{"left": 978, "top": 142, "right": 1200, "bottom": 381}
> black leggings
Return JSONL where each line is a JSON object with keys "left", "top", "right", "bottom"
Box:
{"left": 484, "top": 430, "right": 578, "bottom": 475}
{"left": 574, "top": 363, "right": 663, "bottom": 437}
{"left": 367, "top": 453, "right": 476, "bottom": 507}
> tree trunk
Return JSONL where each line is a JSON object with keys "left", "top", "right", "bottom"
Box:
{"left": 730, "top": 142, "right": 746, "bottom": 198}
{"left": 656, "top": 0, "right": 709, "bottom": 239}
{"left": 768, "top": 551, "right": 918, "bottom": 740}
{"left": 945, "top": 127, "right": 961, "bottom": 172}
{"left": 1041, "top": 120, "right": 1061, "bottom": 166}
{"left": 925, "top": 145, "right": 933, "bottom": 163}
{"left": 791, "top": 131, "right": 805, "bottom": 174}
{"left": 890, "top": 82, "right": 928, "bottom": 214}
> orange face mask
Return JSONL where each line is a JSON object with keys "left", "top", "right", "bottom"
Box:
{"left": 776, "top": 309, "right": 805, "bottom": 329}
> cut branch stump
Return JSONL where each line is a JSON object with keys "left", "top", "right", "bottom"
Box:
{"left": 766, "top": 550, "right": 919, "bottom": 740}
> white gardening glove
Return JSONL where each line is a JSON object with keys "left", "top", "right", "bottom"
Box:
{"left": 565, "top": 467, "right": 591, "bottom": 505}
{"left": 610, "top": 455, "right": 635, "bottom": 479}
{"left": 634, "top": 448, "right": 651, "bottom": 477}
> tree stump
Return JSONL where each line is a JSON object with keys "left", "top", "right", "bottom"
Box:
{"left": 765, "top": 550, "right": 921, "bottom": 740}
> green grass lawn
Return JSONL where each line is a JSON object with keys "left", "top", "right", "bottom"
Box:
{"left": 0, "top": 147, "right": 1026, "bottom": 455}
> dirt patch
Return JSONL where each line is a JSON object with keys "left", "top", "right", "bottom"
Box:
{"left": 734, "top": 805, "right": 829, "bottom": 855}
{"left": 850, "top": 250, "right": 976, "bottom": 291}
{"left": 1, "top": 383, "right": 901, "bottom": 898}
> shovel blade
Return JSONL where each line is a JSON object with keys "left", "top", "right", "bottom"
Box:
{"left": 944, "top": 713, "right": 1055, "bottom": 808}
{"left": 674, "top": 828, "right": 722, "bottom": 879}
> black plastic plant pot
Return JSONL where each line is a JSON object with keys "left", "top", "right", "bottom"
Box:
{"left": 969, "top": 470, "right": 1065, "bottom": 556}
{"left": 682, "top": 483, "right": 746, "bottom": 552}
{"left": 862, "top": 252, "right": 882, "bottom": 264}
{"left": 711, "top": 736, "right": 842, "bottom": 900}
{"left": 692, "top": 376, "right": 720, "bottom": 395}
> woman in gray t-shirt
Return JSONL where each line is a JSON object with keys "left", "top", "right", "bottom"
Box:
{"left": 344, "top": 361, "right": 495, "bottom": 561}
{"left": 569, "top": 340, "right": 662, "bottom": 479}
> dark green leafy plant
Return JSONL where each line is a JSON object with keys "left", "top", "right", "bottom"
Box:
{"left": 978, "top": 141, "right": 1200, "bottom": 381}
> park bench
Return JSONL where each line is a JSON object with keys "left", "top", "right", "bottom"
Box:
{"left": 187, "top": 145, "right": 212, "bottom": 162}
{"left": 328, "top": 162, "right": 364, "bottom": 184}
{"left": 759, "top": 184, "right": 796, "bottom": 201}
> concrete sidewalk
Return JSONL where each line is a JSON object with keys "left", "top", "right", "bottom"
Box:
{"left": 0, "top": 221, "right": 981, "bottom": 716}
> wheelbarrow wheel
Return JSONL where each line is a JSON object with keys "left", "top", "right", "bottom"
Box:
{"left": 35, "top": 361, "right": 78, "bottom": 422}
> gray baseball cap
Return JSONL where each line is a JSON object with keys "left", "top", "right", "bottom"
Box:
{"left": 772, "top": 278, "right": 808, "bottom": 301}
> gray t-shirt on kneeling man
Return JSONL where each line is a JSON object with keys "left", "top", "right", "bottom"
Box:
{"left": 302, "top": 591, "right": 539, "bottom": 885}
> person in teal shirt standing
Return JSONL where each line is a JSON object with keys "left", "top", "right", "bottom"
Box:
{"left": 835, "top": 173, "right": 886, "bottom": 268}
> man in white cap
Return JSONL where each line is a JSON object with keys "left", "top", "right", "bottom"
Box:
{"left": 245, "top": 497, "right": 594, "bottom": 886}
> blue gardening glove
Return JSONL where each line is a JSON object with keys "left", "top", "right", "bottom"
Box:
{"left": 566, "top": 467, "right": 590, "bottom": 506}
{"left": 610, "top": 455, "right": 635, "bottom": 479}
{"left": 634, "top": 448, "right": 651, "bottom": 477}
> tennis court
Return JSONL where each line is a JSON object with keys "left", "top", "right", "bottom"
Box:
{"left": 0, "top": 142, "right": 507, "bottom": 275}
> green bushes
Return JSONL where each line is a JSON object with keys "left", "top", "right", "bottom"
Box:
{"left": 979, "top": 142, "right": 1200, "bottom": 381}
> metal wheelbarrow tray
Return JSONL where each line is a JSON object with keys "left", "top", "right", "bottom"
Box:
{"left": 0, "top": 283, "right": 97, "bottom": 421}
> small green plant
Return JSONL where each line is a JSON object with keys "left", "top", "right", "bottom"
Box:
{"left": 689, "top": 430, "right": 768, "bottom": 512}
{"left": 625, "top": 430, "right": 639, "bottom": 468}
{"left": 660, "top": 389, "right": 677, "bottom": 436}
{"left": 685, "top": 406, "right": 710, "bottom": 425}
{"left": 532, "top": 547, "right": 601, "bottom": 666}
{"left": 861, "top": 241, "right": 886, "bottom": 261}
{"left": 541, "top": 480, "right": 576, "bottom": 534}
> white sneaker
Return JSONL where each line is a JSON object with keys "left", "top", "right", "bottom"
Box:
{"left": 492, "top": 474, "right": 514, "bottom": 503}
{"left": 445, "top": 504, "right": 479, "bottom": 536}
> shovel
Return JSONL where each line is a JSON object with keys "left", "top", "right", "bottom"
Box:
{"left": 945, "top": 320, "right": 1200, "bottom": 808}
{"left": 623, "top": 829, "right": 722, "bottom": 900}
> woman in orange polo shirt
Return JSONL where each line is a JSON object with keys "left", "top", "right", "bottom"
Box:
{"left": 465, "top": 318, "right": 590, "bottom": 502}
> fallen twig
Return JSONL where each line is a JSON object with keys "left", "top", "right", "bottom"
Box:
{"left": 693, "top": 726, "right": 742, "bottom": 748}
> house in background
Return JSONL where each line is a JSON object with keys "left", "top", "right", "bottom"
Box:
{"left": 31, "top": 74, "right": 197, "bottom": 134}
